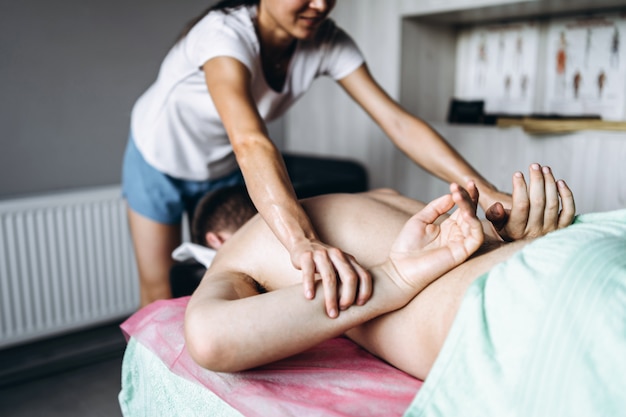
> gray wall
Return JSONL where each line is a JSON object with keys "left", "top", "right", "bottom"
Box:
{"left": 0, "top": 0, "right": 228, "bottom": 199}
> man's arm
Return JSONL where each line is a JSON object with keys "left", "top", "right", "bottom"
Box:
{"left": 184, "top": 183, "right": 483, "bottom": 373}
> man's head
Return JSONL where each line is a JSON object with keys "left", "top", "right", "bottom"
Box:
{"left": 192, "top": 185, "right": 258, "bottom": 249}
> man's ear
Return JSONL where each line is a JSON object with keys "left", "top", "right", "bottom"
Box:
{"left": 205, "top": 231, "right": 225, "bottom": 249}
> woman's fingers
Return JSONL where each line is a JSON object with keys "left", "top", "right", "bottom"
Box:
{"left": 352, "top": 258, "right": 372, "bottom": 306}
{"left": 557, "top": 179, "right": 576, "bottom": 228}
{"left": 328, "top": 251, "right": 372, "bottom": 314}
{"left": 327, "top": 249, "right": 359, "bottom": 312}
{"left": 541, "top": 165, "right": 560, "bottom": 232}
{"left": 300, "top": 252, "right": 316, "bottom": 300}
{"left": 300, "top": 244, "right": 372, "bottom": 318}
{"left": 506, "top": 170, "right": 530, "bottom": 239}
{"left": 527, "top": 163, "right": 547, "bottom": 233}
{"left": 313, "top": 250, "right": 339, "bottom": 318}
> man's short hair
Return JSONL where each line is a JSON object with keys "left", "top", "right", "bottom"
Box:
{"left": 191, "top": 185, "right": 257, "bottom": 246}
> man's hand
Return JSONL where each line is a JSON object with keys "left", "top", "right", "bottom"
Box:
{"left": 387, "top": 182, "right": 484, "bottom": 294}
{"left": 291, "top": 241, "right": 372, "bottom": 319}
{"left": 485, "top": 163, "right": 575, "bottom": 241}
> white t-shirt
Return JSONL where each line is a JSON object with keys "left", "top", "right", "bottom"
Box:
{"left": 130, "top": 5, "right": 364, "bottom": 181}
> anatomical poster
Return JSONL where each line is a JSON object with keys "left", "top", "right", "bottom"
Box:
{"left": 456, "top": 21, "right": 540, "bottom": 115}
{"left": 543, "top": 13, "right": 626, "bottom": 120}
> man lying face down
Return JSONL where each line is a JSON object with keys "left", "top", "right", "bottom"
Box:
{"left": 184, "top": 164, "right": 575, "bottom": 380}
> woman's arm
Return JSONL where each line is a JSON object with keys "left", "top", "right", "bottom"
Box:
{"left": 203, "top": 56, "right": 371, "bottom": 317}
{"left": 337, "top": 64, "right": 513, "bottom": 213}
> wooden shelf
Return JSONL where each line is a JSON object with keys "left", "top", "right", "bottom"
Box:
{"left": 496, "top": 117, "right": 626, "bottom": 134}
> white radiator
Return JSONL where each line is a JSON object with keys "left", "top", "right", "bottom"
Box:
{"left": 0, "top": 185, "right": 139, "bottom": 349}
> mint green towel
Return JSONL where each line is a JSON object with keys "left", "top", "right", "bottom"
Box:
{"left": 119, "top": 337, "right": 244, "bottom": 417}
{"left": 405, "top": 209, "right": 626, "bottom": 417}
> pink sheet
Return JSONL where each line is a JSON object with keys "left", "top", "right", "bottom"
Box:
{"left": 121, "top": 297, "right": 422, "bottom": 417}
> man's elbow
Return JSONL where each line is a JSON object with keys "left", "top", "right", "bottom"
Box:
{"left": 184, "top": 318, "right": 242, "bottom": 373}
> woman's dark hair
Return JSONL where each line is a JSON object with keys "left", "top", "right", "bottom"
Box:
{"left": 191, "top": 184, "right": 258, "bottom": 246}
{"left": 177, "top": 0, "right": 260, "bottom": 42}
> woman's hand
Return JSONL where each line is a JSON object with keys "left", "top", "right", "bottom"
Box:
{"left": 477, "top": 187, "right": 513, "bottom": 215}
{"left": 290, "top": 240, "right": 372, "bottom": 319}
{"left": 485, "top": 163, "right": 576, "bottom": 241}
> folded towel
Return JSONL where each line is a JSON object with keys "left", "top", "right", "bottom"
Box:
{"left": 172, "top": 242, "right": 216, "bottom": 268}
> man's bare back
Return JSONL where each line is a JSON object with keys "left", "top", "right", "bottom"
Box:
{"left": 212, "top": 192, "right": 419, "bottom": 290}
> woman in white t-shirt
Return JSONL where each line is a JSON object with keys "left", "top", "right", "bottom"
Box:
{"left": 122, "top": 0, "right": 512, "bottom": 311}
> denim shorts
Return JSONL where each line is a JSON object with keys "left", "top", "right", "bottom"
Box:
{"left": 121, "top": 133, "right": 243, "bottom": 225}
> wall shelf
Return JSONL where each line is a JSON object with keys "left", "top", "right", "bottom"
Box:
{"left": 496, "top": 117, "right": 626, "bottom": 134}
{"left": 399, "top": 0, "right": 626, "bottom": 123}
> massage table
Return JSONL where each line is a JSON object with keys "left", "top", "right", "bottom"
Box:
{"left": 119, "top": 204, "right": 626, "bottom": 415}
